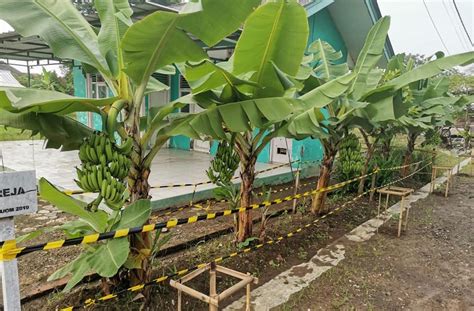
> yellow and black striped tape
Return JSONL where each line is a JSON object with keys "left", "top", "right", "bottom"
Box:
{"left": 60, "top": 163, "right": 431, "bottom": 311}
{"left": 157, "top": 179, "right": 318, "bottom": 218}
{"left": 61, "top": 159, "right": 323, "bottom": 195}
{"left": 0, "top": 169, "right": 375, "bottom": 261}
{"left": 378, "top": 160, "right": 424, "bottom": 172}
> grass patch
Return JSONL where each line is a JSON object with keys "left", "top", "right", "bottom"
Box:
{"left": 433, "top": 151, "right": 460, "bottom": 168}
{"left": 0, "top": 127, "right": 40, "bottom": 141}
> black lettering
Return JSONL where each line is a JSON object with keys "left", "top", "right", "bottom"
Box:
{"left": 0, "top": 187, "right": 27, "bottom": 197}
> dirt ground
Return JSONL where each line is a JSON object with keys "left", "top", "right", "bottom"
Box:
{"left": 277, "top": 173, "right": 474, "bottom": 311}
{"left": 20, "top": 173, "right": 429, "bottom": 310}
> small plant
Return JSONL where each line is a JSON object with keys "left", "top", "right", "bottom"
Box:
{"left": 296, "top": 198, "right": 308, "bottom": 214}
{"left": 297, "top": 247, "right": 308, "bottom": 260}
{"left": 207, "top": 140, "right": 241, "bottom": 239}
{"left": 421, "top": 129, "right": 442, "bottom": 147}
{"left": 259, "top": 188, "right": 274, "bottom": 241}
{"left": 370, "top": 148, "right": 404, "bottom": 186}
{"left": 237, "top": 237, "right": 259, "bottom": 250}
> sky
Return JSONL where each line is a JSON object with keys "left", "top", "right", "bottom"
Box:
{"left": 0, "top": 0, "right": 473, "bottom": 75}
{"left": 378, "top": 0, "right": 473, "bottom": 57}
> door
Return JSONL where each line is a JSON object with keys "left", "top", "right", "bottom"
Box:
{"left": 271, "top": 137, "right": 292, "bottom": 163}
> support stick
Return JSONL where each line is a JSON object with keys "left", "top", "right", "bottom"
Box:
{"left": 209, "top": 262, "right": 217, "bottom": 311}
{"left": 190, "top": 185, "right": 198, "bottom": 207}
{"left": 0, "top": 217, "right": 21, "bottom": 311}
{"left": 292, "top": 169, "right": 300, "bottom": 213}
{"left": 369, "top": 167, "right": 378, "bottom": 202}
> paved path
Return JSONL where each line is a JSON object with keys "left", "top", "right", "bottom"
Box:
{"left": 0, "top": 140, "right": 294, "bottom": 202}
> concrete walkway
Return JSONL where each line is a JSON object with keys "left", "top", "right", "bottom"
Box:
{"left": 0, "top": 140, "right": 315, "bottom": 209}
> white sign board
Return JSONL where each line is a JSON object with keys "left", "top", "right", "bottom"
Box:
{"left": 0, "top": 170, "right": 37, "bottom": 218}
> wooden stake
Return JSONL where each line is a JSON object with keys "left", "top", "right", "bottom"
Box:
{"left": 397, "top": 196, "right": 405, "bottom": 238}
{"left": 430, "top": 167, "right": 436, "bottom": 193}
{"left": 369, "top": 166, "right": 378, "bottom": 202}
{"left": 177, "top": 281, "right": 182, "bottom": 311}
{"left": 246, "top": 282, "right": 251, "bottom": 311}
{"left": 445, "top": 171, "right": 450, "bottom": 198}
{"left": 209, "top": 262, "right": 217, "bottom": 311}
{"left": 292, "top": 169, "right": 300, "bottom": 213}
{"left": 190, "top": 185, "right": 198, "bottom": 207}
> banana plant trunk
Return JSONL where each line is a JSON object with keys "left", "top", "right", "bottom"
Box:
{"left": 125, "top": 110, "right": 153, "bottom": 287}
{"left": 357, "top": 136, "right": 378, "bottom": 194}
{"left": 464, "top": 110, "right": 471, "bottom": 150}
{"left": 382, "top": 138, "right": 392, "bottom": 161}
{"left": 357, "top": 149, "right": 373, "bottom": 194}
{"left": 401, "top": 133, "right": 418, "bottom": 177}
{"left": 237, "top": 155, "right": 256, "bottom": 242}
{"left": 311, "top": 148, "right": 336, "bottom": 214}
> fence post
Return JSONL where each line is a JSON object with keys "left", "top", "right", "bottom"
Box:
{"left": 0, "top": 170, "right": 37, "bottom": 311}
{"left": 369, "top": 166, "right": 378, "bottom": 202}
{"left": 0, "top": 217, "right": 21, "bottom": 311}
{"left": 292, "top": 169, "right": 301, "bottom": 213}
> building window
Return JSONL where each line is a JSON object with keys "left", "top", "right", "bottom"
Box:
{"left": 87, "top": 73, "right": 109, "bottom": 128}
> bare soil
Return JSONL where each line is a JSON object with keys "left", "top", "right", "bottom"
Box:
{"left": 19, "top": 172, "right": 430, "bottom": 310}
{"left": 277, "top": 174, "right": 474, "bottom": 311}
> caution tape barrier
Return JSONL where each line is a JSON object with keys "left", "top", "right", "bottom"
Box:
{"left": 60, "top": 161, "right": 432, "bottom": 311}
{"left": 157, "top": 179, "right": 319, "bottom": 217}
{"left": 157, "top": 160, "right": 424, "bottom": 218}
{"left": 0, "top": 169, "right": 375, "bottom": 260}
{"left": 378, "top": 160, "right": 423, "bottom": 171}
{"left": 62, "top": 159, "right": 323, "bottom": 195}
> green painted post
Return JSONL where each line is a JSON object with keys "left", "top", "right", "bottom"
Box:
{"left": 169, "top": 72, "right": 191, "bottom": 150}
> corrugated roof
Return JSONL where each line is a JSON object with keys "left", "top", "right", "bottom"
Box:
{"left": 0, "top": 69, "right": 23, "bottom": 87}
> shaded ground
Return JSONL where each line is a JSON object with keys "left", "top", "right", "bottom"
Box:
{"left": 277, "top": 173, "right": 473, "bottom": 311}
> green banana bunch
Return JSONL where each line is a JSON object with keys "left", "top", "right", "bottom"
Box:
{"left": 207, "top": 141, "right": 240, "bottom": 184}
{"left": 335, "top": 133, "right": 365, "bottom": 192}
{"left": 75, "top": 131, "right": 133, "bottom": 210}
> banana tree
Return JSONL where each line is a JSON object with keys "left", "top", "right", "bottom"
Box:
{"left": 398, "top": 79, "right": 471, "bottom": 175}
{"left": 364, "top": 52, "right": 474, "bottom": 175}
{"left": 278, "top": 16, "right": 393, "bottom": 214}
{"left": 353, "top": 54, "right": 413, "bottom": 193}
{"left": 168, "top": 0, "right": 309, "bottom": 242}
{"left": 281, "top": 18, "right": 474, "bottom": 212}
{"left": 0, "top": 0, "right": 258, "bottom": 289}
{"left": 169, "top": 0, "right": 357, "bottom": 242}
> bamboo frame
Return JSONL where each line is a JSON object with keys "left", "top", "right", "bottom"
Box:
{"left": 377, "top": 186, "right": 414, "bottom": 237}
{"left": 169, "top": 263, "right": 258, "bottom": 311}
{"left": 430, "top": 166, "right": 453, "bottom": 197}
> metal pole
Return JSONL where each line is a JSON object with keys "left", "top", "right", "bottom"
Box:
{"left": 0, "top": 217, "right": 22, "bottom": 311}
{"left": 26, "top": 61, "right": 31, "bottom": 88}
